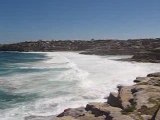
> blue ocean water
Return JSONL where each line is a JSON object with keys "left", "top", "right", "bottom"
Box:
{"left": 0, "top": 52, "right": 47, "bottom": 76}
{"left": 0, "top": 52, "right": 47, "bottom": 109}
{"left": 0, "top": 52, "right": 160, "bottom": 120}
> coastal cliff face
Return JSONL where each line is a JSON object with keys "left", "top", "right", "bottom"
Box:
{"left": 25, "top": 72, "right": 160, "bottom": 120}
{"left": 0, "top": 39, "right": 159, "bottom": 53}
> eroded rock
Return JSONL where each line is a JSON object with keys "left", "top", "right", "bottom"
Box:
{"left": 147, "top": 72, "right": 160, "bottom": 77}
{"left": 117, "top": 86, "right": 134, "bottom": 110}
{"left": 56, "top": 72, "right": 160, "bottom": 120}
{"left": 57, "top": 107, "right": 86, "bottom": 118}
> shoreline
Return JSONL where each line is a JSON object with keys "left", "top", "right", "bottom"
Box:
{"left": 25, "top": 72, "right": 160, "bottom": 120}
{"left": 1, "top": 44, "right": 160, "bottom": 119}
{"left": 54, "top": 72, "right": 160, "bottom": 120}
{"left": 0, "top": 39, "right": 160, "bottom": 63}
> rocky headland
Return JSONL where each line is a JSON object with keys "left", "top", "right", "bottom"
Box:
{"left": 54, "top": 72, "right": 160, "bottom": 120}
{"left": 0, "top": 38, "right": 160, "bottom": 62}
{"left": 25, "top": 72, "right": 160, "bottom": 120}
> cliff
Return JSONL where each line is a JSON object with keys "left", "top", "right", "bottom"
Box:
{"left": 0, "top": 38, "right": 160, "bottom": 62}
{"left": 0, "top": 39, "right": 159, "bottom": 53}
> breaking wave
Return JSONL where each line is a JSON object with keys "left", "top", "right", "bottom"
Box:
{"left": 0, "top": 52, "right": 160, "bottom": 120}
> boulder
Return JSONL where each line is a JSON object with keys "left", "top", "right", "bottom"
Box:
{"left": 85, "top": 102, "right": 133, "bottom": 120}
{"left": 57, "top": 107, "right": 86, "bottom": 118}
{"left": 147, "top": 72, "right": 160, "bottom": 77}
{"left": 133, "top": 77, "right": 150, "bottom": 83}
{"left": 107, "top": 92, "right": 121, "bottom": 107}
{"left": 117, "top": 86, "right": 134, "bottom": 110}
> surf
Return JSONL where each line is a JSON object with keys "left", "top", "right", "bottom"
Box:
{"left": 0, "top": 52, "right": 160, "bottom": 120}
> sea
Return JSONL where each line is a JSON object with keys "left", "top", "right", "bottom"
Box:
{"left": 0, "top": 51, "right": 160, "bottom": 120}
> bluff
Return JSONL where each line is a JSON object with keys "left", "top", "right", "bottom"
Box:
{"left": 0, "top": 38, "right": 160, "bottom": 62}
{"left": 0, "top": 39, "right": 159, "bottom": 53}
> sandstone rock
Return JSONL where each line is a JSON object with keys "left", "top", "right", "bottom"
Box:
{"left": 57, "top": 107, "right": 86, "bottom": 118}
{"left": 147, "top": 72, "right": 160, "bottom": 77}
{"left": 147, "top": 77, "right": 160, "bottom": 86}
{"left": 25, "top": 115, "right": 55, "bottom": 120}
{"left": 133, "top": 85, "right": 160, "bottom": 110}
{"left": 107, "top": 92, "right": 121, "bottom": 107}
{"left": 56, "top": 111, "right": 105, "bottom": 120}
{"left": 85, "top": 102, "right": 133, "bottom": 120}
{"left": 133, "top": 77, "right": 150, "bottom": 83}
{"left": 85, "top": 102, "right": 112, "bottom": 117}
{"left": 117, "top": 86, "right": 134, "bottom": 110}
{"left": 155, "top": 107, "right": 160, "bottom": 120}
{"left": 141, "top": 115, "right": 152, "bottom": 120}
{"left": 54, "top": 116, "right": 77, "bottom": 120}
{"left": 77, "top": 112, "right": 105, "bottom": 120}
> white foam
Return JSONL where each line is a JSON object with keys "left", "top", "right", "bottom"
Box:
{"left": 1, "top": 52, "right": 160, "bottom": 120}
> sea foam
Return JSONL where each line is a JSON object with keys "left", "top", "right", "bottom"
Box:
{"left": 0, "top": 52, "right": 160, "bottom": 120}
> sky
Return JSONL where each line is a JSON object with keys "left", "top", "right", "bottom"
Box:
{"left": 0, "top": 0, "right": 160, "bottom": 43}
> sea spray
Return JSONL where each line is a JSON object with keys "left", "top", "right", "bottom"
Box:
{"left": 0, "top": 52, "right": 160, "bottom": 120}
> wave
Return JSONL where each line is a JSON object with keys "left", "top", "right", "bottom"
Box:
{"left": 0, "top": 52, "right": 160, "bottom": 120}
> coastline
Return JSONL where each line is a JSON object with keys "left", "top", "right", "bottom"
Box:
{"left": 1, "top": 39, "right": 160, "bottom": 119}
{"left": 23, "top": 52, "right": 160, "bottom": 120}
{"left": 24, "top": 72, "right": 160, "bottom": 120}
{"left": 55, "top": 72, "right": 160, "bottom": 120}
{"left": 0, "top": 39, "right": 160, "bottom": 63}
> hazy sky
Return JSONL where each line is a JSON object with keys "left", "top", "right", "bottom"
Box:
{"left": 0, "top": 0, "right": 160, "bottom": 43}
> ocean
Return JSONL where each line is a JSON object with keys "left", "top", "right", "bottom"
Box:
{"left": 0, "top": 51, "right": 160, "bottom": 120}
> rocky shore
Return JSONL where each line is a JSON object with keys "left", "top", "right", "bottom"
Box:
{"left": 55, "top": 72, "right": 160, "bottom": 120}
{"left": 1, "top": 39, "right": 160, "bottom": 120}
{"left": 0, "top": 38, "right": 160, "bottom": 62}
{"left": 25, "top": 72, "right": 160, "bottom": 120}
{"left": 131, "top": 48, "right": 160, "bottom": 63}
